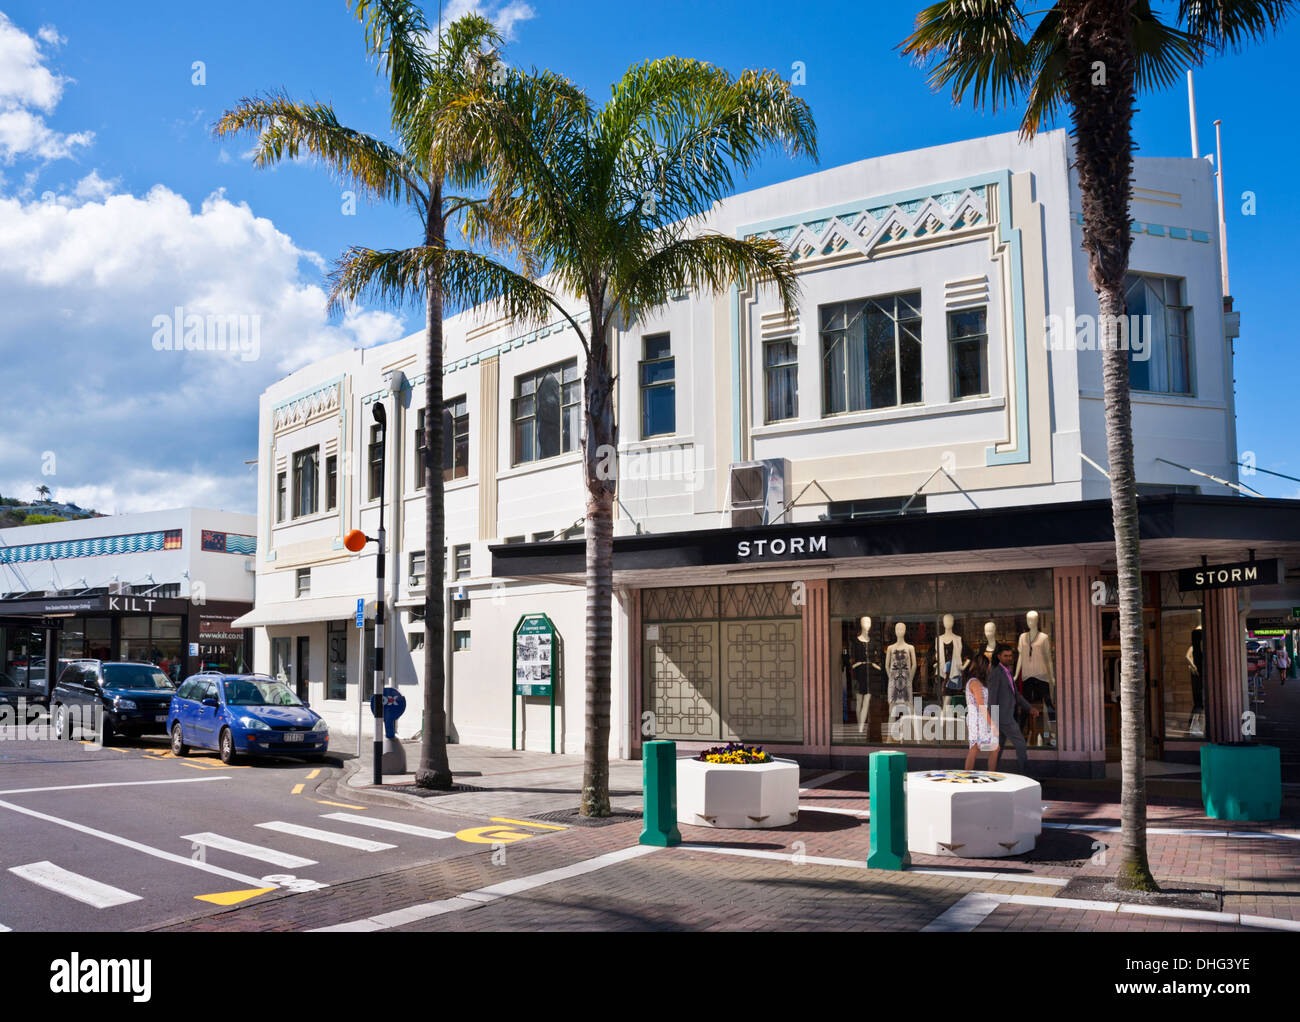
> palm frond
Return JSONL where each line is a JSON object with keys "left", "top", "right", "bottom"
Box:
{"left": 614, "top": 233, "right": 800, "bottom": 322}
{"left": 1132, "top": 2, "right": 1202, "bottom": 91}
{"left": 328, "top": 244, "right": 556, "bottom": 328}
{"left": 214, "top": 93, "right": 427, "bottom": 209}
{"left": 349, "top": 0, "right": 436, "bottom": 127}
{"left": 901, "top": 0, "right": 1032, "bottom": 113}
{"left": 1178, "top": 0, "right": 1296, "bottom": 51}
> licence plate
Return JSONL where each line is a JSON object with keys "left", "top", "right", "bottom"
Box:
{"left": 155, "top": 715, "right": 167, "bottom": 723}
{"left": 283, "top": 733, "right": 304, "bottom": 742}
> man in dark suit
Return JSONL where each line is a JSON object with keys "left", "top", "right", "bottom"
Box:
{"left": 987, "top": 644, "right": 1038, "bottom": 774}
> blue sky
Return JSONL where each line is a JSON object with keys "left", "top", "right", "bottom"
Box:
{"left": 1, "top": 0, "right": 1297, "bottom": 513}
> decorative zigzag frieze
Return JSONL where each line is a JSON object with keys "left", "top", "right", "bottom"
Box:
{"left": 273, "top": 381, "right": 341, "bottom": 432}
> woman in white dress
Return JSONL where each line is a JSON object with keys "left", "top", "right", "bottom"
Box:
{"left": 964, "top": 654, "right": 997, "bottom": 770}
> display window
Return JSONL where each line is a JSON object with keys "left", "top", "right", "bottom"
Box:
{"left": 830, "top": 570, "right": 1056, "bottom": 748}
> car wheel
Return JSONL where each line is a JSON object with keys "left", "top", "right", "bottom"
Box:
{"left": 55, "top": 704, "right": 70, "bottom": 740}
{"left": 219, "top": 728, "right": 237, "bottom": 765}
{"left": 170, "top": 722, "right": 189, "bottom": 756}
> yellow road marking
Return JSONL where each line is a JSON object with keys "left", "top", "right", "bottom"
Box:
{"left": 311, "top": 799, "right": 366, "bottom": 810}
{"left": 306, "top": 769, "right": 321, "bottom": 780}
{"left": 291, "top": 783, "right": 304, "bottom": 795}
{"left": 195, "top": 887, "right": 276, "bottom": 906}
{"left": 490, "top": 816, "right": 567, "bottom": 831}
{"left": 144, "top": 751, "right": 248, "bottom": 771}
{"left": 456, "top": 825, "right": 533, "bottom": 844}
{"left": 80, "top": 742, "right": 127, "bottom": 753}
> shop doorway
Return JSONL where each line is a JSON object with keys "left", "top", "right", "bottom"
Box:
{"left": 1100, "top": 576, "right": 1167, "bottom": 762}
{"left": 295, "top": 636, "right": 310, "bottom": 702}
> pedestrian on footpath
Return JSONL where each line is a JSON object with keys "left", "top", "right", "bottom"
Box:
{"left": 984, "top": 644, "right": 1037, "bottom": 775}
{"left": 963, "top": 655, "right": 997, "bottom": 770}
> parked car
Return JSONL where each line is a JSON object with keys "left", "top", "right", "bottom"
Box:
{"left": 168, "top": 673, "right": 328, "bottom": 765}
{"left": 51, "top": 660, "right": 176, "bottom": 742}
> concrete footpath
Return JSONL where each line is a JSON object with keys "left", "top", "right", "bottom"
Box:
{"left": 164, "top": 741, "right": 1300, "bottom": 933}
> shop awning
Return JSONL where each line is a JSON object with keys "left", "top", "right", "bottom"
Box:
{"left": 231, "top": 596, "right": 375, "bottom": 629}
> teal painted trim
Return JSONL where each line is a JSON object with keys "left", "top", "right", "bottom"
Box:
{"left": 1071, "top": 211, "right": 1209, "bottom": 243}
{"left": 738, "top": 173, "right": 995, "bottom": 237}
{"left": 730, "top": 285, "right": 743, "bottom": 463}
{"left": 271, "top": 374, "right": 345, "bottom": 414}
{"left": 984, "top": 170, "right": 1030, "bottom": 466}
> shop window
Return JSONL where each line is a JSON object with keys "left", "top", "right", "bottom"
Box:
{"left": 512, "top": 359, "right": 580, "bottom": 465}
{"left": 326, "top": 455, "right": 338, "bottom": 511}
{"left": 443, "top": 396, "right": 469, "bottom": 481}
{"left": 368, "top": 423, "right": 384, "bottom": 501}
{"left": 271, "top": 636, "right": 292, "bottom": 687}
{"left": 821, "top": 291, "right": 922, "bottom": 415}
{"left": 293, "top": 446, "right": 319, "bottom": 518}
{"left": 296, "top": 568, "right": 311, "bottom": 597}
{"left": 948, "top": 308, "right": 989, "bottom": 399}
{"left": 764, "top": 339, "right": 798, "bottom": 422}
{"left": 639, "top": 333, "right": 675, "bottom": 438}
{"left": 827, "top": 570, "right": 1055, "bottom": 749}
{"left": 1126, "top": 274, "right": 1192, "bottom": 395}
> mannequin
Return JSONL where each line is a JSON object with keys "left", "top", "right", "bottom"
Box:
{"left": 886, "top": 621, "right": 917, "bottom": 709}
{"left": 936, "top": 613, "right": 969, "bottom": 706}
{"left": 1187, "top": 614, "right": 1204, "bottom": 712}
{"left": 981, "top": 621, "right": 998, "bottom": 665}
{"left": 1015, "top": 610, "right": 1055, "bottom": 743}
{"left": 849, "top": 616, "right": 882, "bottom": 734}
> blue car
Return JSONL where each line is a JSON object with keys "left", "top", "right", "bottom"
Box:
{"left": 168, "top": 673, "right": 329, "bottom": 764}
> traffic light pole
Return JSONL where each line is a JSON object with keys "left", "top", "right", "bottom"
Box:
{"left": 372, "top": 404, "right": 386, "bottom": 787}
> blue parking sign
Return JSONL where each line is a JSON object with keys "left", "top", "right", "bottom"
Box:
{"left": 356, "top": 598, "right": 365, "bottom": 629}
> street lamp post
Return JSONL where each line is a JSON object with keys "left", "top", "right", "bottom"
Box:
{"left": 345, "top": 402, "right": 387, "bottom": 787}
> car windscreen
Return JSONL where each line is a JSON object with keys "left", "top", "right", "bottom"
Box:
{"left": 101, "top": 665, "right": 174, "bottom": 690}
{"left": 223, "top": 679, "right": 303, "bottom": 707}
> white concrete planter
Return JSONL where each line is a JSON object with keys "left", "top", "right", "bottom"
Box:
{"left": 677, "top": 756, "right": 800, "bottom": 829}
{"left": 905, "top": 770, "right": 1042, "bottom": 858}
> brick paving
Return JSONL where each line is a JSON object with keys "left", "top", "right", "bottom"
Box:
{"left": 157, "top": 751, "right": 1300, "bottom": 932}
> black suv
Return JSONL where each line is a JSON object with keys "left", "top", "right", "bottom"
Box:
{"left": 51, "top": 660, "right": 176, "bottom": 742}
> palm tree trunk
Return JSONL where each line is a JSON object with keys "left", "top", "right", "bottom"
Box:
{"left": 1065, "top": 0, "right": 1156, "bottom": 890}
{"left": 416, "top": 189, "right": 453, "bottom": 789}
{"left": 581, "top": 310, "right": 615, "bottom": 817}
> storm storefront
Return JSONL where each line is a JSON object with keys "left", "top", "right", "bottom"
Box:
{"left": 493, "top": 494, "right": 1300, "bottom": 777}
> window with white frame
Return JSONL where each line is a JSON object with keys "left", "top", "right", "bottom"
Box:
{"left": 639, "top": 333, "right": 675, "bottom": 437}
{"left": 326, "top": 454, "right": 338, "bottom": 511}
{"left": 1125, "top": 274, "right": 1192, "bottom": 394}
{"left": 512, "top": 360, "right": 580, "bottom": 465}
{"left": 764, "top": 339, "right": 798, "bottom": 422}
{"left": 276, "top": 472, "right": 287, "bottom": 523}
{"left": 443, "top": 397, "right": 469, "bottom": 481}
{"left": 409, "top": 551, "right": 426, "bottom": 587}
{"left": 368, "top": 423, "right": 384, "bottom": 501}
{"left": 454, "top": 544, "right": 471, "bottom": 579}
{"left": 821, "top": 291, "right": 922, "bottom": 414}
{"left": 948, "top": 308, "right": 989, "bottom": 400}
{"left": 296, "top": 568, "right": 311, "bottom": 597}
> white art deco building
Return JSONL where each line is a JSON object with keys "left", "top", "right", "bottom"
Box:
{"left": 234, "top": 128, "right": 1300, "bottom": 777}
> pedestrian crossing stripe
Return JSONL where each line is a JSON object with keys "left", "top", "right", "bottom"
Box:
{"left": 195, "top": 887, "right": 276, "bottom": 906}
{"left": 9, "top": 861, "right": 141, "bottom": 908}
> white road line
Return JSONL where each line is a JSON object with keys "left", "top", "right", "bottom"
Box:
{"left": 320, "top": 813, "right": 453, "bottom": 840}
{"left": 1043, "top": 822, "right": 1300, "bottom": 842}
{"left": 681, "top": 842, "right": 1068, "bottom": 886}
{"left": 798, "top": 770, "right": 850, "bottom": 793}
{"left": 310, "top": 845, "right": 661, "bottom": 932}
{"left": 0, "top": 798, "right": 272, "bottom": 888}
{"left": 181, "top": 832, "right": 318, "bottom": 869}
{"left": 922, "top": 893, "right": 1009, "bottom": 932}
{"left": 256, "top": 821, "right": 396, "bottom": 852}
{"left": 0, "top": 776, "right": 231, "bottom": 796}
{"left": 798, "top": 804, "right": 871, "bottom": 818}
{"left": 9, "top": 861, "right": 141, "bottom": 909}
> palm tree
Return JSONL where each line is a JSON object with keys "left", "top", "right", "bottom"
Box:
{"left": 36, "top": 485, "right": 51, "bottom": 503}
{"left": 217, "top": 2, "right": 557, "bottom": 789}
{"left": 450, "top": 59, "right": 817, "bottom": 814}
{"left": 903, "top": 0, "right": 1293, "bottom": 890}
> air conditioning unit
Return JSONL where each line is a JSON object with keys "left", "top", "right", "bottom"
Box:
{"left": 727, "top": 459, "right": 789, "bottom": 527}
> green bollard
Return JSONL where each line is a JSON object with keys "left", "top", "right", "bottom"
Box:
{"left": 867, "top": 750, "right": 910, "bottom": 870}
{"left": 639, "top": 740, "right": 682, "bottom": 846}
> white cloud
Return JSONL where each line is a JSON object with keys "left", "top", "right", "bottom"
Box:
{"left": 437, "top": 0, "right": 537, "bottom": 42}
{"left": 0, "top": 13, "right": 92, "bottom": 163}
{"left": 0, "top": 182, "right": 414, "bottom": 515}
